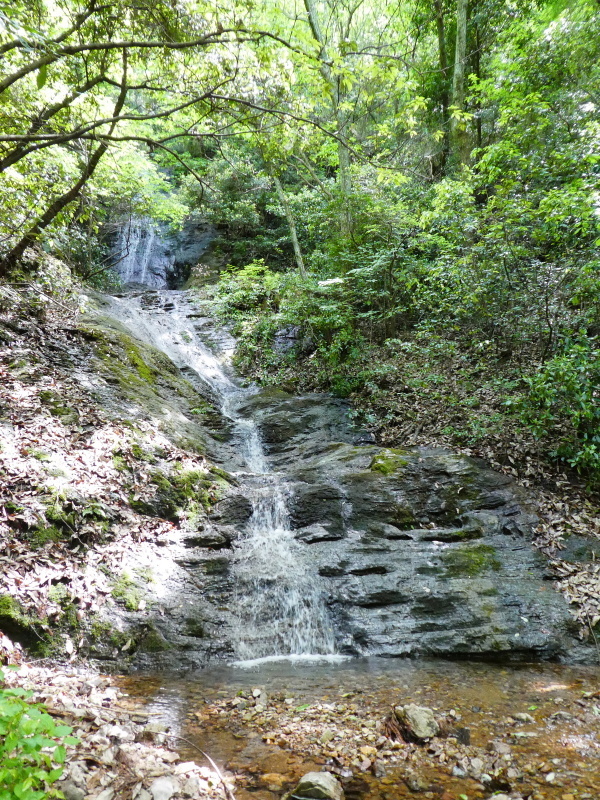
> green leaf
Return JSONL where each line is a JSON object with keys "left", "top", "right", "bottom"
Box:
{"left": 36, "top": 64, "right": 47, "bottom": 89}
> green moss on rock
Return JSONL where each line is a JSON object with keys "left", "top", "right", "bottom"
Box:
{"left": 370, "top": 448, "right": 410, "bottom": 475}
{"left": 442, "top": 544, "right": 502, "bottom": 577}
{"left": 139, "top": 625, "right": 171, "bottom": 653}
{"left": 0, "top": 594, "right": 44, "bottom": 647}
{"left": 111, "top": 573, "right": 143, "bottom": 611}
{"left": 131, "top": 466, "right": 221, "bottom": 520}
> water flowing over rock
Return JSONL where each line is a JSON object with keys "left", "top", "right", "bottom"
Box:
{"left": 113, "top": 217, "right": 214, "bottom": 289}
{"left": 81, "top": 289, "right": 590, "bottom": 667}
{"left": 89, "top": 290, "right": 336, "bottom": 662}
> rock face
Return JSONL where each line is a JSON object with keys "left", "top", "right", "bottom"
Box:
{"left": 79, "top": 292, "right": 588, "bottom": 667}
{"left": 231, "top": 390, "right": 577, "bottom": 661}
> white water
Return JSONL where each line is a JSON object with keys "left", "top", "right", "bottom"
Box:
{"left": 100, "top": 289, "right": 336, "bottom": 660}
{"left": 114, "top": 217, "right": 174, "bottom": 288}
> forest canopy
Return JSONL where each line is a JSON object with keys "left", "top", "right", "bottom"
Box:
{"left": 1, "top": 0, "right": 599, "bottom": 484}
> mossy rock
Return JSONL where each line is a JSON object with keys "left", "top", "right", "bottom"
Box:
{"left": 28, "top": 524, "right": 65, "bottom": 548}
{"left": 111, "top": 573, "right": 143, "bottom": 611}
{"left": 138, "top": 625, "right": 171, "bottom": 653}
{"left": 130, "top": 467, "right": 221, "bottom": 520}
{"left": 442, "top": 544, "right": 502, "bottom": 578}
{"left": 391, "top": 504, "right": 418, "bottom": 530}
{"left": 0, "top": 594, "right": 45, "bottom": 647}
{"left": 370, "top": 448, "right": 410, "bottom": 476}
{"left": 183, "top": 618, "right": 206, "bottom": 638}
{"left": 38, "top": 389, "right": 79, "bottom": 424}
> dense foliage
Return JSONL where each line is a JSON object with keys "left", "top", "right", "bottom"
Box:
{"left": 0, "top": 669, "right": 76, "bottom": 800}
{"left": 1, "top": 0, "right": 599, "bottom": 485}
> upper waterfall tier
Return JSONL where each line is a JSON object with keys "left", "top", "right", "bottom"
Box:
{"left": 112, "top": 217, "right": 214, "bottom": 288}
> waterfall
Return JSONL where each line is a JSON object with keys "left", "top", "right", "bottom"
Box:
{"left": 100, "top": 290, "right": 336, "bottom": 661}
{"left": 114, "top": 217, "right": 174, "bottom": 288}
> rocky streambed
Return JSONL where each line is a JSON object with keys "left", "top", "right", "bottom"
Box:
{"left": 119, "top": 657, "right": 600, "bottom": 800}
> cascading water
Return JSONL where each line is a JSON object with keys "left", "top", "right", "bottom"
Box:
{"left": 114, "top": 217, "right": 174, "bottom": 288}
{"left": 101, "top": 289, "right": 336, "bottom": 661}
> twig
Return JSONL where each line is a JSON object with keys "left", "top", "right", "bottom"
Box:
{"left": 584, "top": 609, "right": 600, "bottom": 665}
{"left": 165, "top": 733, "right": 236, "bottom": 800}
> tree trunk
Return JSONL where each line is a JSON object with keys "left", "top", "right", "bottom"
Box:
{"left": 272, "top": 174, "right": 306, "bottom": 275}
{"left": 433, "top": 0, "right": 450, "bottom": 173}
{"left": 303, "top": 0, "right": 352, "bottom": 236}
{"left": 450, "top": 0, "right": 470, "bottom": 165}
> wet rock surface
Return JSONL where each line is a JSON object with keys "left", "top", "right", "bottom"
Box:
{"left": 173, "top": 385, "right": 583, "bottom": 663}
{"left": 1, "top": 286, "right": 591, "bottom": 670}
{"left": 78, "top": 294, "right": 591, "bottom": 664}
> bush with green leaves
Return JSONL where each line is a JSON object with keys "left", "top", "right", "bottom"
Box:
{"left": 513, "top": 336, "right": 600, "bottom": 481}
{"left": 216, "top": 260, "right": 282, "bottom": 317}
{"left": 0, "top": 668, "right": 77, "bottom": 800}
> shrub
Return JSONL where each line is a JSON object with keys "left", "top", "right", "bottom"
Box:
{"left": 0, "top": 668, "right": 77, "bottom": 800}
{"left": 514, "top": 336, "right": 600, "bottom": 482}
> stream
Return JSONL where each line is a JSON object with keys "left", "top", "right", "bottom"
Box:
{"left": 120, "top": 657, "right": 600, "bottom": 800}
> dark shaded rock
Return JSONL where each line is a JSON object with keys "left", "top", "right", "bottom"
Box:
{"left": 182, "top": 525, "right": 235, "bottom": 549}
{"left": 289, "top": 484, "right": 345, "bottom": 535}
{"left": 209, "top": 495, "right": 253, "bottom": 525}
{"left": 294, "top": 524, "right": 345, "bottom": 544}
{"left": 557, "top": 534, "right": 600, "bottom": 563}
{"left": 281, "top": 443, "right": 583, "bottom": 661}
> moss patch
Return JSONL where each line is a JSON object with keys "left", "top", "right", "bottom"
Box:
{"left": 139, "top": 625, "right": 171, "bottom": 652}
{"left": 370, "top": 448, "right": 410, "bottom": 475}
{"left": 111, "top": 573, "right": 143, "bottom": 611}
{"left": 130, "top": 466, "right": 222, "bottom": 521}
{"left": 0, "top": 594, "right": 45, "bottom": 648}
{"left": 442, "top": 544, "right": 502, "bottom": 578}
{"left": 38, "top": 389, "right": 79, "bottom": 424}
{"left": 391, "top": 504, "right": 418, "bottom": 530}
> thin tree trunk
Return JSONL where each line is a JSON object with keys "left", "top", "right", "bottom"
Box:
{"left": 272, "top": 174, "right": 306, "bottom": 275}
{"left": 473, "top": 22, "right": 482, "bottom": 150}
{"left": 433, "top": 0, "right": 450, "bottom": 173}
{"left": 450, "top": 0, "right": 470, "bottom": 164}
{"left": 303, "top": 0, "right": 352, "bottom": 236}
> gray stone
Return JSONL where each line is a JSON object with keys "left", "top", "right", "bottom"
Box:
{"left": 56, "top": 780, "right": 85, "bottom": 800}
{"left": 394, "top": 704, "right": 439, "bottom": 741}
{"left": 149, "top": 777, "right": 177, "bottom": 800}
{"left": 293, "top": 772, "right": 344, "bottom": 800}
